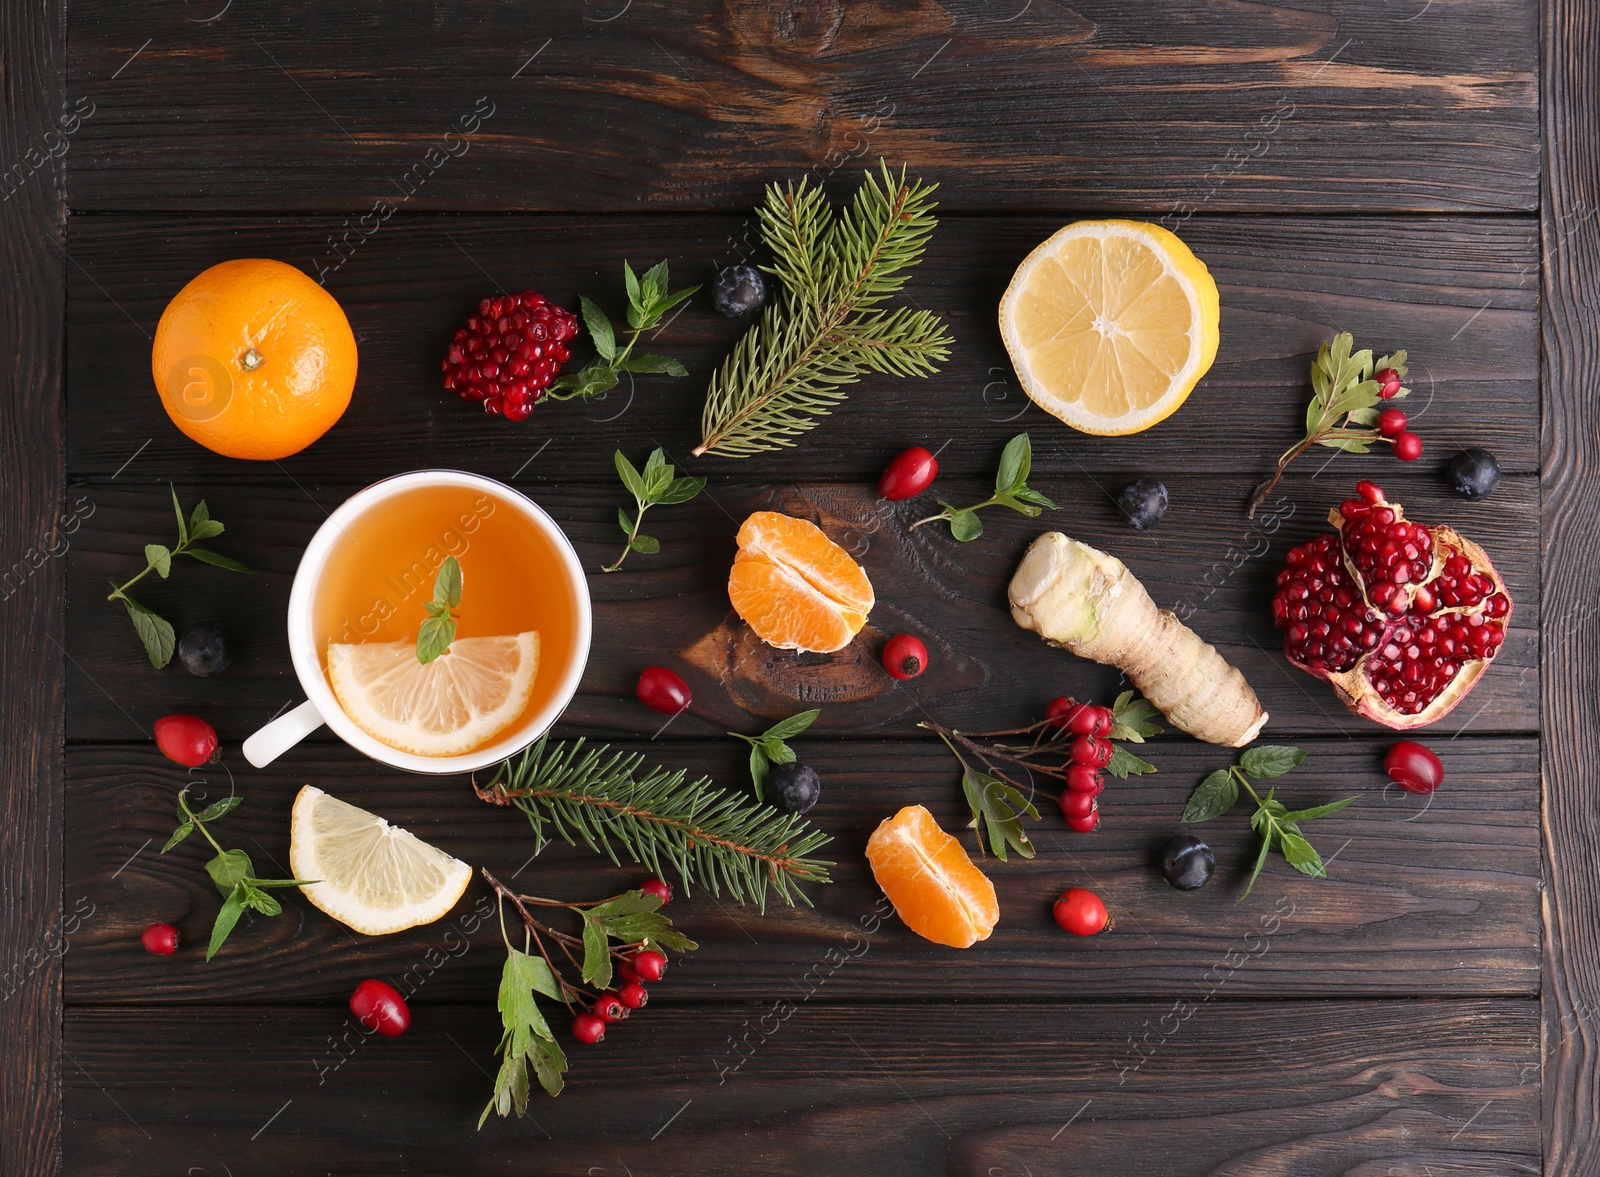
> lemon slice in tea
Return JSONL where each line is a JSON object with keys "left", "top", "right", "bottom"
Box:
{"left": 290, "top": 785, "right": 472, "bottom": 935}
{"left": 327, "top": 631, "right": 539, "bottom": 758}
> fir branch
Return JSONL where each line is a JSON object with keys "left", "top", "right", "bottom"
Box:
{"left": 693, "top": 162, "right": 953, "bottom": 458}
{"left": 475, "top": 737, "right": 833, "bottom": 912}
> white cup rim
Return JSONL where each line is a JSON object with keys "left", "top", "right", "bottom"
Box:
{"left": 285, "top": 469, "right": 591, "bottom": 775}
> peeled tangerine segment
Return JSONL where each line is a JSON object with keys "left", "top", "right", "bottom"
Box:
{"left": 999, "top": 219, "right": 1220, "bottom": 436}
{"left": 729, "top": 511, "right": 874, "bottom": 653}
{"left": 866, "top": 805, "right": 999, "bottom": 949}
{"left": 328, "top": 631, "right": 538, "bottom": 757}
{"left": 290, "top": 785, "right": 472, "bottom": 936}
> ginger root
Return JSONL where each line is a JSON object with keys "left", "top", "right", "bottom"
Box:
{"left": 1008, "top": 532, "right": 1268, "bottom": 748}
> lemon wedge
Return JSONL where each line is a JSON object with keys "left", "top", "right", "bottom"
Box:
{"left": 327, "top": 631, "right": 538, "bottom": 758}
{"left": 999, "top": 219, "right": 1220, "bottom": 436}
{"left": 290, "top": 785, "right": 472, "bottom": 936}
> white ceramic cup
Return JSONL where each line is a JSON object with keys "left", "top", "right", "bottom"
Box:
{"left": 242, "top": 470, "right": 592, "bottom": 774}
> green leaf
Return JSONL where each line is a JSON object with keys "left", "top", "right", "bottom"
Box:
{"left": 1109, "top": 693, "right": 1163, "bottom": 742}
{"left": 1277, "top": 796, "right": 1358, "bottom": 823}
{"left": 601, "top": 911, "right": 697, "bottom": 954}
{"left": 1239, "top": 745, "right": 1307, "bottom": 779}
{"left": 640, "top": 260, "right": 670, "bottom": 306}
{"left": 186, "top": 496, "right": 209, "bottom": 538}
{"left": 760, "top": 738, "right": 796, "bottom": 765}
{"left": 1345, "top": 406, "right": 1379, "bottom": 426}
{"left": 579, "top": 295, "right": 616, "bottom": 362}
{"left": 589, "top": 890, "right": 663, "bottom": 920}
{"left": 995, "top": 433, "right": 1032, "bottom": 493}
{"left": 1279, "top": 831, "right": 1326, "bottom": 877}
{"left": 433, "top": 556, "right": 463, "bottom": 609}
{"left": 172, "top": 485, "right": 189, "bottom": 546}
{"left": 748, "top": 744, "right": 770, "bottom": 802}
{"left": 622, "top": 260, "right": 641, "bottom": 310}
{"left": 123, "top": 598, "right": 175, "bottom": 668}
{"left": 1316, "top": 436, "right": 1373, "bottom": 454}
{"left": 1010, "top": 486, "right": 1057, "bottom": 511}
{"left": 205, "top": 848, "right": 252, "bottom": 896}
{"left": 184, "top": 548, "right": 251, "bottom": 572}
{"left": 195, "top": 795, "right": 242, "bottom": 823}
{"left": 501, "top": 949, "right": 558, "bottom": 1036}
{"left": 960, "top": 765, "right": 1038, "bottom": 861}
{"left": 187, "top": 519, "right": 225, "bottom": 542}
{"left": 416, "top": 613, "right": 455, "bottom": 664}
{"left": 246, "top": 877, "right": 316, "bottom": 889}
{"left": 242, "top": 884, "right": 282, "bottom": 916}
{"left": 762, "top": 709, "right": 820, "bottom": 743}
{"left": 206, "top": 884, "right": 249, "bottom": 960}
{"left": 619, "top": 354, "right": 689, "bottom": 377}
{"left": 629, "top": 534, "right": 660, "bottom": 555}
{"left": 528, "top": 1035, "right": 567, "bottom": 1099}
{"left": 653, "top": 284, "right": 699, "bottom": 316}
{"left": 654, "top": 475, "right": 706, "bottom": 506}
{"left": 617, "top": 507, "right": 636, "bottom": 536}
{"left": 161, "top": 821, "right": 195, "bottom": 853}
{"left": 1238, "top": 830, "right": 1274, "bottom": 903}
{"left": 144, "top": 544, "right": 172, "bottom": 579}
{"left": 581, "top": 915, "right": 612, "bottom": 989}
{"left": 1182, "top": 769, "right": 1239, "bottom": 823}
{"left": 1104, "top": 745, "right": 1157, "bottom": 780}
{"left": 948, "top": 510, "right": 983, "bottom": 542}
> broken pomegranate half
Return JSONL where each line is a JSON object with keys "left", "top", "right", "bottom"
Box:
{"left": 1271, "top": 480, "right": 1511, "bottom": 728}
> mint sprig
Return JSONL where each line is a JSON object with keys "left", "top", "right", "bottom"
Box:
{"left": 910, "top": 433, "right": 1056, "bottom": 541}
{"left": 1182, "top": 745, "right": 1356, "bottom": 901}
{"left": 729, "top": 709, "right": 819, "bottom": 802}
{"left": 416, "top": 556, "right": 462, "bottom": 665}
{"left": 603, "top": 448, "right": 706, "bottom": 573}
{"left": 107, "top": 485, "right": 250, "bottom": 667}
{"left": 547, "top": 261, "right": 698, "bottom": 402}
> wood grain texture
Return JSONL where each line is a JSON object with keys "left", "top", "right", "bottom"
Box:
{"left": 1539, "top": 0, "right": 1600, "bottom": 1168}
{"left": 64, "top": 739, "right": 1539, "bottom": 1004}
{"left": 1, "top": 0, "right": 66, "bottom": 1170}
{"left": 64, "top": 214, "right": 1539, "bottom": 482}
{"left": 61, "top": 475, "right": 1540, "bottom": 740}
{"left": 62, "top": 1, "right": 1537, "bottom": 213}
{"left": 62, "top": 1000, "right": 1538, "bottom": 1175}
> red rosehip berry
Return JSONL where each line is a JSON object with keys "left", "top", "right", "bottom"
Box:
{"left": 636, "top": 666, "right": 692, "bottom": 716}
{"left": 571, "top": 1012, "right": 607, "bottom": 1044}
{"left": 1048, "top": 698, "right": 1111, "bottom": 736}
{"left": 349, "top": 979, "right": 411, "bottom": 1037}
{"left": 1053, "top": 888, "right": 1110, "bottom": 936}
{"left": 1376, "top": 408, "right": 1408, "bottom": 438}
{"left": 1392, "top": 432, "right": 1423, "bottom": 462}
{"left": 141, "top": 922, "right": 179, "bottom": 956}
{"left": 1069, "top": 736, "right": 1113, "bottom": 768}
{"left": 1384, "top": 740, "right": 1445, "bottom": 794}
{"left": 881, "top": 634, "right": 929, "bottom": 680}
{"left": 615, "top": 957, "right": 640, "bottom": 984}
{"left": 1058, "top": 790, "right": 1097, "bottom": 821}
{"left": 153, "top": 714, "right": 219, "bottom": 768}
{"left": 1065, "top": 809, "right": 1101, "bottom": 833}
{"left": 1064, "top": 764, "right": 1104, "bottom": 795}
{"left": 1375, "top": 368, "right": 1403, "bottom": 398}
{"left": 630, "top": 949, "right": 667, "bottom": 982}
{"left": 593, "top": 992, "right": 629, "bottom": 1023}
{"left": 616, "top": 980, "right": 649, "bottom": 1010}
{"left": 879, "top": 446, "right": 939, "bottom": 501}
{"left": 641, "top": 877, "right": 673, "bottom": 905}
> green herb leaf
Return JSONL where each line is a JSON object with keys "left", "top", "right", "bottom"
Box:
{"left": 1239, "top": 828, "right": 1274, "bottom": 903}
{"left": 995, "top": 433, "right": 1031, "bottom": 493}
{"left": 613, "top": 450, "right": 646, "bottom": 500}
{"left": 122, "top": 597, "right": 175, "bottom": 668}
{"left": 763, "top": 709, "right": 820, "bottom": 743}
{"left": 416, "top": 614, "right": 455, "bottom": 664}
{"left": 748, "top": 744, "right": 770, "bottom": 802}
{"left": 1277, "top": 796, "right": 1357, "bottom": 823}
{"left": 184, "top": 548, "right": 252, "bottom": 572}
{"left": 161, "top": 820, "right": 195, "bottom": 853}
{"left": 760, "top": 738, "right": 796, "bottom": 765}
{"left": 629, "top": 534, "right": 660, "bottom": 554}
{"left": 622, "top": 260, "right": 641, "bottom": 310}
{"left": 1278, "top": 831, "right": 1325, "bottom": 877}
{"left": 1239, "top": 745, "right": 1307, "bottom": 779}
{"left": 481, "top": 949, "right": 568, "bottom": 1126}
{"left": 172, "top": 485, "right": 190, "bottom": 546}
{"left": 960, "top": 764, "right": 1038, "bottom": 861}
{"left": 187, "top": 519, "right": 226, "bottom": 542}
{"left": 206, "top": 883, "right": 249, "bottom": 960}
{"left": 1009, "top": 486, "right": 1058, "bottom": 511}
{"left": 195, "top": 795, "right": 243, "bottom": 823}
{"left": 617, "top": 507, "right": 635, "bottom": 536}
{"left": 242, "top": 884, "right": 282, "bottom": 917}
{"left": 1105, "top": 745, "right": 1158, "bottom": 780}
{"left": 620, "top": 354, "right": 689, "bottom": 377}
{"left": 205, "top": 848, "right": 252, "bottom": 896}
{"left": 948, "top": 510, "right": 982, "bottom": 542}
{"left": 654, "top": 475, "right": 706, "bottom": 506}
{"left": 1110, "top": 692, "right": 1164, "bottom": 742}
{"left": 580, "top": 914, "right": 612, "bottom": 989}
{"left": 433, "top": 556, "right": 463, "bottom": 609}
{"left": 579, "top": 295, "right": 616, "bottom": 362}
{"left": 1182, "top": 769, "right": 1239, "bottom": 823}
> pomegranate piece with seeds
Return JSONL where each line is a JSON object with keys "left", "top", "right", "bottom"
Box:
{"left": 1271, "top": 480, "right": 1511, "bottom": 728}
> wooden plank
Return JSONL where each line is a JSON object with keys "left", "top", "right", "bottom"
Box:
{"left": 0, "top": 0, "right": 66, "bottom": 1170}
{"left": 64, "top": 738, "right": 1539, "bottom": 1003}
{"left": 62, "top": 1000, "right": 1539, "bottom": 1174}
{"left": 64, "top": 214, "right": 1539, "bottom": 482}
{"left": 62, "top": 1, "right": 1537, "bottom": 213}
{"left": 1540, "top": 0, "right": 1600, "bottom": 1168}
{"left": 61, "top": 473, "right": 1540, "bottom": 740}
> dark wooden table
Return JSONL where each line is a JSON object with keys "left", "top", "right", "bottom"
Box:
{"left": 3, "top": 2, "right": 1595, "bottom": 1173}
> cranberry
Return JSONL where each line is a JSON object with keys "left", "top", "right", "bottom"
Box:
{"left": 1069, "top": 736, "right": 1113, "bottom": 768}
{"left": 1377, "top": 408, "right": 1408, "bottom": 438}
{"left": 1384, "top": 740, "right": 1444, "bottom": 794}
{"left": 1065, "top": 809, "right": 1100, "bottom": 833}
{"left": 1053, "top": 888, "right": 1109, "bottom": 935}
{"left": 1058, "top": 791, "right": 1097, "bottom": 821}
{"left": 593, "top": 992, "right": 629, "bottom": 1023}
{"left": 1064, "top": 764, "right": 1104, "bottom": 795}
{"left": 141, "top": 922, "right": 179, "bottom": 955}
{"left": 630, "top": 949, "right": 667, "bottom": 982}
{"left": 616, "top": 980, "right": 649, "bottom": 1010}
{"left": 636, "top": 666, "right": 692, "bottom": 716}
{"left": 1375, "top": 368, "right": 1403, "bottom": 398}
{"left": 153, "top": 714, "right": 219, "bottom": 768}
{"left": 1392, "top": 432, "right": 1423, "bottom": 462}
{"left": 879, "top": 446, "right": 939, "bottom": 501}
{"left": 571, "top": 1012, "right": 607, "bottom": 1044}
{"left": 641, "top": 877, "right": 673, "bottom": 905}
{"left": 349, "top": 979, "right": 411, "bottom": 1037}
{"left": 882, "top": 634, "right": 929, "bottom": 680}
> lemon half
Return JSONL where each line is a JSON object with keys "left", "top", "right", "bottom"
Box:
{"left": 999, "top": 219, "right": 1220, "bottom": 436}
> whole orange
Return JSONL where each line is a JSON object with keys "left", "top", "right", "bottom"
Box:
{"left": 152, "top": 259, "right": 358, "bottom": 460}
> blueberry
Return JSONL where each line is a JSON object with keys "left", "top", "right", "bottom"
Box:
{"left": 1161, "top": 834, "right": 1214, "bottom": 890}
{"left": 1118, "top": 478, "right": 1169, "bottom": 529}
{"left": 1447, "top": 448, "right": 1501, "bottom": 500}
{"left": 768, "top": 762, "right": 820, "bottom": 815}
{"left": 712, "top": 265, "right": 768, "bottom": 320}
{"left": 177, "top": 622, "right": 231, "bottom": 677}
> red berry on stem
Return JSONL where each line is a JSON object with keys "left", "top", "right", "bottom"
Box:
{"left": 1393, "top": 432, "right": 1423, "bottom": 462}
{"left": 1384, "top": 740, "right": 1445, "bottom": 794}
{"left": 571, "top": 1012, "right": 607, "bottom": 1044}
{"left": 882, "top": 634, "right": 929, "bottom": 680}
{"left": 1069, "top": 736, "right": 1113, "bottom": 768}
{"left": 153, "top": 714, "right": 219, "bottom": 768}
{"left": 636, "top": 666, "right": 692, "bottom": 716}
{"left": 1064, "top": 764, "right": 1104, "bottom": 795}
{"left": 1053, "top": 888, "right": 1110, "bottom": 936}
{"left": 630, "top": 950, "right": 667, "bottom": 982}
{"left": 1377, "top": 408, "right": 1408, "bottom": 438}
{"left": 879, "top": 446, "right": 939, "bottom": 501}
{"left": 615, "top": 957, "right": 641, "bottom": 983}
{"left": 349, "top": 979, "right": 411, "bottom": 1037}
{"left": 617, "top": 980, "right": 649, "bottom": 1010}
{"left": 593, "top": 992, "right": 629, "bottom": 1023}
{"left": 641, "top": 876, "right": 673, "bottom": 905}
{"left": 1375, "top": 368, "right": 1403, "bottom": 398}
{"left": 1065, "top": 810, "right": 1100, "bottom": 833}
{"left": 141, "top": 922, "right": 179, "bottom": 955}
{"left": 1058, "top": 791, "right": 1097, "bottom": 821}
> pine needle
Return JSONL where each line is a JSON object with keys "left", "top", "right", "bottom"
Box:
{"left": 693, "top": 162, "right": 953, "bottom": 458}
{"left": 475, "top": 738, "right": 834, "bottom": 912}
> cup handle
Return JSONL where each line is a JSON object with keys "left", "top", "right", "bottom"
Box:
{"left": 243, "top": 699, "right": 326, "bottom": 768}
